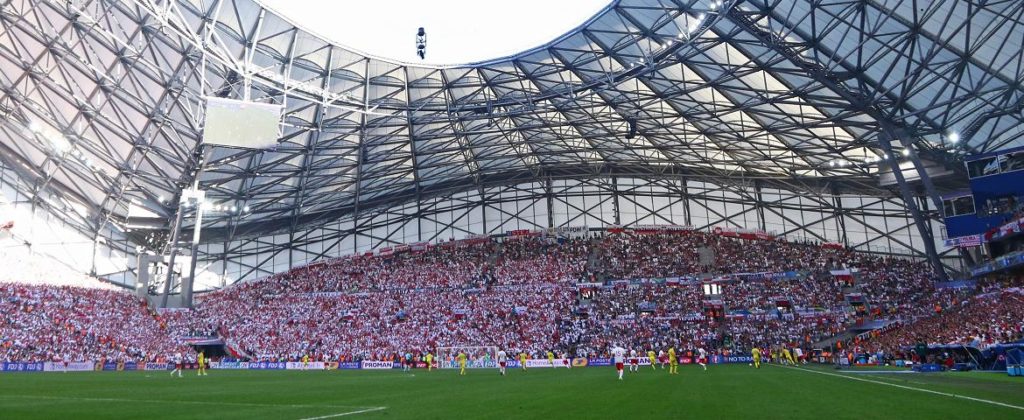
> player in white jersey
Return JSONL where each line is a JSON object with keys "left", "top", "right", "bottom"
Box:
{"left": 658, "top": 350, "right": 666, "bottom": 369}
{"left": 612, "top": 346, "right": 626, "bottom": 380}
{"left": 170, "top": 353, "right": 183, "bottom": 378}
{"left": 697, "top": 347, "right": 708, "bottom": 371}
{"left": 497, "top": 350, "right": 508, "bottom": 376}
{"left": 794, "top": 347, "right": 805, "bottom": 364}
{"left": 629, "top": 349, "right": 639, "bottom": 372}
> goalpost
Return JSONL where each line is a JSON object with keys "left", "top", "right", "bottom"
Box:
{"left": 436, "top": 346, "right": 498, "bottom": 369}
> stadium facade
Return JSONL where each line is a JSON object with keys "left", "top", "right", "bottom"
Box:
{"left": 1, "top": 0, "right": 1023, "bottom": 291}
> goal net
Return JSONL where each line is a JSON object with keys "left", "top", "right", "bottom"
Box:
{"left": 436, "top": 346, "right": 498, "bottom": 369}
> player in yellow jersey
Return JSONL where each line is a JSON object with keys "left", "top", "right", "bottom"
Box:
{"left": 457, "top": 351, "right": 467, "bottom": 376}
{"left": 647, "top": 349, "right": 657, "bottom": 371}
{"left": 668, "top": 347, "right": 678, "bottom": 375}
{"left": 751, "top": 347, "right": 761, "bottom": 369}
{"left": 519, "top": 352, "right": 528, "bottom": 371}
{"left": 197, "top": 350, "right": 207, "bottom": 376}
{"left": 302, "top": 354, "right": 309, "bottom": 370}
{"left": 782, "top": 347, "right": 795, "bottom": 366}
{"left": 547, "top": 350, "right": 555, "bottom": 368}
{"left": 425, "top": 352, "right": 434, "bottom": 371}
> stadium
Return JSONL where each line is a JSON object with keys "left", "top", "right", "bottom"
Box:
{"left": 1, "top": 0, "right": 1024, "bottom": 418}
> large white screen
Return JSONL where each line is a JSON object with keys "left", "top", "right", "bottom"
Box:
{"left": 203, "top": 97, "right": 282, "bottom": 149}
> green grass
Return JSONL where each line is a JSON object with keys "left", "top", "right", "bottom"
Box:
{"left": 1, "top": 364, "right": 1022, "bottom": 419}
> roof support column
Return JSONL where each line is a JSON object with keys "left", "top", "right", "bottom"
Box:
{"left": 545, "top": 178, "right": 555, "bottom": 229}
{"left": 681, "top": 178, "right": 692, "bottom": 227}
{"left": 611, "top": 176, "right": 621, "bottom": 226}
{"left": 159, "top": 205, "right": 185, "bottom": 308}
{"left": 831, "top": 186, "right": 849, "bottom": 247}
{"left": 876, "top": 131, "right": 949, "bottom": 281}
{"left": 879, "top": 123, "right": 948, "bottom": 226}
{"left": 754, "top": 181, "right": 766, "bottom": 231}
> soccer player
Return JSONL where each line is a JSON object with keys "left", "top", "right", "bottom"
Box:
{"left": 547, "top": 350, "right": 556, "bottom": 368}
{"left": 403, "top": 351, "right": 413, "bottom": 372}
{"left": 658, "top": 349, "right": 667, "bottom": 369}
{"left": 647, "top": 349, "right": 657, "bottom": 371}
{"left": 629, "top": 349, "right": 639, "bottom": 372}
{"left": 562, "top": 352, "right": 571, "bottom": 369}
{"left": 457, "top": 350, "right": 468, "bottom": 376}
{"left": 301, "top": 353, "right": 309, "bottom": 370}
{"left": 519, "top": 351, "right": 528, "bottom": 371}
{"left": 197, "top": 350, "right": 207, "bottom": 376}
{"left": 794, "top": 347, "right": 805, "bottom": 364}
{"left": 497, "top": 349, "right": 508, "bottom": 375}
{"left": 782, "top": 347, "right": 796, "bottom": 366}
{"left": 170, "top": 352, "right": 183, "bottom": 378}
{"left": 612, "top": 345, "right": 626, "bottom": 380}
{"left": 751, "top": 347, "right": 761, "bottom": 369}
{"left": 667, "top": 347, "right": 678, "bottom": 375}
{"left": 425, "top": 352, "right": 434, "bottom": 371}
{"left": 62, "top": 354, "right": 69, "bottom": 373}
{"left": 696, "top": 347, "right": 708, "bottom": 371}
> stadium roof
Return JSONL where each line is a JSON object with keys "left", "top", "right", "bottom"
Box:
{"left": 1, "top": 0, "right": 1023, "bottom": 246}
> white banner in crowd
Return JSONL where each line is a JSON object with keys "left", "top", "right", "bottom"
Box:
{"left": 43, "top": 361, "right": 94, "bottom": 372}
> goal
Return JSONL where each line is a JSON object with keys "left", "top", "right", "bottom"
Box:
{"left": 436, "top": 346, "right": 498, "bottom": 369}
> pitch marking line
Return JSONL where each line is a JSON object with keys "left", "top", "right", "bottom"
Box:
{"left": 297, "top": 407, "right": 388, "bottom": 419}
{"left": 0, "top": 394, "right": 379, "bottom": 411}
{"left": 776, "top": 365, "right": 1024, "bottom": 411}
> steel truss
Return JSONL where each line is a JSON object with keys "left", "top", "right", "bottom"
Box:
{"left": 197, "top": 175, "right": 961, "bottom": 284}
{"left": 0, "top": 0, "right": 1020, "bottom": 285}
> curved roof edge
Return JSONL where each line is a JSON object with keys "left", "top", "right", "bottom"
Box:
{"left": 253, "top": 0, "right": 620, "bottom": 69}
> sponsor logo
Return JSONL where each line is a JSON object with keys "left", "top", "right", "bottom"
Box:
{"left": 286, "top": 361, "right": 326, "bottom": 370}
{"left": 571, "top": 358, "right": 588, "bottom": 367}
{"left": 246, "top": 362, "right": 286, "bottom": 370}
{"left": 143, "top": 363, "right": 169, "bottom": 371}
{"left": 2, "top": 362, "right": 44, "bottom": 372}
{"left": 516, "top": 358, "right": 570, "bottom": 368}
{"left": 440, "top": 360, "right": 497, "bottom": 369}
{"left": 43, "top": 361, "right": 95, "bottom": 372}
{"left": 361, "top": 360, "right": 394, "bottom": 370}
{"left": 337, "top": 362, "right": 361, "bottom": 370}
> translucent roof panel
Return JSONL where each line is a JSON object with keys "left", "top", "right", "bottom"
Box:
{"left": 0, "top": 0, "right": 1020, "bottom": 246}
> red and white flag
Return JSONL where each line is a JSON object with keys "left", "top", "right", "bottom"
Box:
{"left": 830, "top": 269, "right": 853, "bottom": 283}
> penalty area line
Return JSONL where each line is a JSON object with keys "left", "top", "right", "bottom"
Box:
{"left": 775, "top": 364, "right": 1024, "bottom": 411}
{"left": 297, "top": 406, "right": 387, "bottom": 420}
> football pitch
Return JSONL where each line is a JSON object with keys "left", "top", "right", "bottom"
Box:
{"left": 1, "top": 364, "right": 1022, "bottom": 419}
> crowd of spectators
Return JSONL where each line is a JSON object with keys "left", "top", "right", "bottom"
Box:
{"left": 860, "top": 287, "right": 1024, "bottom": 354}
{"left": 0, "top": 284, "right": 190, "bottom": 362}
{"left": 5, "top": 230, "right": 1023, "bottom": 364}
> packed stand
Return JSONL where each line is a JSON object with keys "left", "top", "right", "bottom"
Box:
{"left": 0, "top": 283, "right": 191, "bottom": 362}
